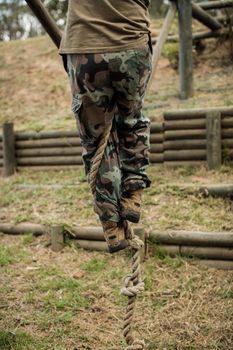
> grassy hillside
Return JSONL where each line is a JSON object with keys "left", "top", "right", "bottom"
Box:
{"left": 0, "top": 34, "right": 233, "bottom": 132}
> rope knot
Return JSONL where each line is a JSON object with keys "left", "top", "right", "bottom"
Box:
{"left": 121, "top": 281, "right": 145, "bottom": 297}
{"left": 121, "top": 274, "right": 145, "bottom": 297}
{"left": 129, "top": 236, "right": 144, "bottom": 250}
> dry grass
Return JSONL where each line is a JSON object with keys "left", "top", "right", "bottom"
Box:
{"left": 0, "top": 232, "right": 232, "bottom": 350}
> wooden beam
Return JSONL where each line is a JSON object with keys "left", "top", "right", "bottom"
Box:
{"left": 164, "top": 149, "right": 206, "bottom": 161}
{"left": 197, "top": 259, "right": 233, "bottom": 270}
{"left": 192, "top": 3, "right": 222, "bottom": 30}
{"left": 164, "top": 106, "right": 233, "bottom": 120}
{"left": 158, "top": 244, "right": 233, "bottom": 260}
{"left": 0, "top": 222, "right": 46, "bottom": 235}
{"left": 17, "top": 156, "right": 83, "bottom": 166}
{"left": 200, "top": 184, "right": 233, "bottom": 198}
{"left": 147, "top": 1, "right": 177, "bottom": 90}
{"left": 199, "top": 1, "right": 233, "bottom": 10}
{"left": 24, "top": 0, "right": 61, "bottom": 48}
{"left": 177, "top": 0, "right": 194, "bottom": 99}
{"left": 151, "top": 28, "right": 228, "bottom": 44}
{"left": 150, "top": 230, "right": 233, "bottom": 247}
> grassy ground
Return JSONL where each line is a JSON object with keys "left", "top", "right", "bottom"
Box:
{"left": 0, "top": 166, "right": 233, "bottom": 350}
{"left": 0, "top": 22, "right": 233, "bottom": 350}
{"left": 0, "top": 230, "right": 232, "bottom": 350}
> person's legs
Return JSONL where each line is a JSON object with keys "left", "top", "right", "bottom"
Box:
{"left": 66, "top": 53, "right": 128, "bottom": 252}
{"left": 109, "top": 46, "right": 152, "bottom": 222}
{"left": 67, "top": 53, "right": 121, "bottom": 223}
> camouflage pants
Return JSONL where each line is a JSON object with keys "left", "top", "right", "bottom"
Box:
{"left": 67, "top": 46, "right": 152, "bottom": 222}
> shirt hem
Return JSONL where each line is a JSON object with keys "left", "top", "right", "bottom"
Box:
{"left": 58, "top": 36, "right": 149, "bottom": 55}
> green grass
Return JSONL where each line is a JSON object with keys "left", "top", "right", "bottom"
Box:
{"left": 0, "top": 329, "right": 35, "bottom": 350}
{"left": 80, "top": 256, "right": 108, "bottom": 273}
{"left": 0, "top": 246, "right": 12, "bottom": 266}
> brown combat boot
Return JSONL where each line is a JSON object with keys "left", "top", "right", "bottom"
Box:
{"left": 120, "top": 189, "right": 143, "bottom": 223}
{"left": 102, "top": 221, "right": 129, "bottom": 253}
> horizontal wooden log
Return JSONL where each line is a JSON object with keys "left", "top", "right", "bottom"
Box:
{"left": 164, "top": 139, "right": 206, "bottom": 150}
{"left": 222, "top": 128, "right": 233, "bottom": 138}
{"left": 199, "top": 1, "right": 233, "bottom": 10}
{"left": 200, "top": 184, "right": 233, "bottom": 198}
{"left": 17, "top": 165, "right": 82, "bottom": 171}
{"left": 16, "top": 147, "right": 83, "bottom": 157}
{"left": 159, "top": 244, "right": 233, "bottom": 260}
{"left": 164, "top": 139, "right": 233, "bottom": 151}
{"left": 164, "top": 107, "right": 233, "bottom": 120}
{"left": 164, "top": 129, "right": 206, "bottom": 140}
{"left": 150, "top": 154, "right": 164, "bottom": 163}
{"left": 164, "top": 160, "right": 206, "bottom": 167}
{"left": 164, "top": 150, "right": 206, "bottom": 161}
{"left": 197, "top": 259, "right": 233, "bottom": 270}
{"left": 163, "top": 117, "right": 233, "bottom": 131}
{"left": 150, "top": 230, "right": 233, "bottom": 247}
{"left": 150, "top": 144, "right": 164, "bottom": 153}
{"left": 17, "top": 156, "right": 83, "bottom": 166}
{"left": 164, "top": 119, "right": 206, "bottom": 130}
{"left": 16, "top": 137, "right": 82, "bottom": 149}
{"left": 150, "top": 134, "right": 164, "bottom": 143}
{"left": 223, "top": 139, "right": 233, "bottom": 148}
{"left": 151, "top": 28, "right": 228, "bottom": 45}
{"left": 74, "top": 240, "right": 108, "bottom": 252}
{"left": 15, "top": 130, "right": 79, "bottom": 140}
{"left": 222, "top": 117, "right": 233, "bottom": 128}
{"left": 0, "top": 223, "right": 46, "bottom": 235}
{"left": 15, "top": 134, "right": 163, "bottom": 148}
{"left": 150, "top": 122, "right": 164, "bottom": 133}
{"left": 68, "top": 226, "right": 144, "bottom": 241}
{"left": 14, "top": 123, "right": 162, "bottom": 141}
{"left": 192, "top": 3, "right": 222, "bottom": 30}
{"left": 17, "top": 154, "right": 165, "bottom": 166}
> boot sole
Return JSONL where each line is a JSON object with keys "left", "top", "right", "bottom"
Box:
{"left": 121, "top": 209, "right": 140, "bottom": 224}
{"left": 108, "top": 239, "right": 129, "bottom": 254}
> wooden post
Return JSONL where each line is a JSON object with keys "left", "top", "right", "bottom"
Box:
{"left": 2, "top": 122, "right": 16, "bottom": 177}
{"left": 191, "top": 3, "right": 222, "bottom": 31}
{"left": 24, "top": 0, "right": 62, "bottom": 48}
{"left": 206, "top": 111, "right": 222, "bottom": 169}
{"left": 177, "top": 0, "right": 194, "bottom": 99}
{"left": 147, "top": 1, "right": 177, "bottom": 92}
{"left": 50, "top": 225, "right": 64, "bottom": 252}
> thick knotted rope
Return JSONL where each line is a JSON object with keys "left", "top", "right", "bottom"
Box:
{"left": 121, "top": 226, "right": 146, "bottom": 350}
{"left": 88, "top": 119, "right": 146, "bottom": 350}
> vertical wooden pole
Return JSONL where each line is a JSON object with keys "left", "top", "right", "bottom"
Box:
{"left": 177, "top": 0, "right": 194, "bottom": 99}
{"left": 2, "top": 122, "right": 16, "bottom": 177}
{"left": 146, "top": 1, "right": 177, "bottom": 92}
{"left": 206, "top": 111, "right": 222, "bottom": 169}
{"left": 136, "top": 227, "right": 147, "bottom": 262}
{"left": 50, "top": 225, "right": 64, "bottom": 252}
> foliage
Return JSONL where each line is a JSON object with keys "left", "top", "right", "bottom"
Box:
{"left": 0, "top": 0, "right": 68, "bottom": 41}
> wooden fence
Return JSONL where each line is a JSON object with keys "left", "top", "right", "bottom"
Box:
{"left": 1, "top": 106, "right": 233, "bottom": 176}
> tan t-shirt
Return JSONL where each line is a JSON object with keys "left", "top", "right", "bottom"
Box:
{"left": 59, "top": 0, "right": 151, "bottom": 54}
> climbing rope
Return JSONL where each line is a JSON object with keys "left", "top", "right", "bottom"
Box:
{"left": 89, "top": 119, "right": 146, "bottom": 350}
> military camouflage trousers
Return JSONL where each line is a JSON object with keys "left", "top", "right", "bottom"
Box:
{"left": 67, "top": 46, "right": 152, "bottom": 222}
